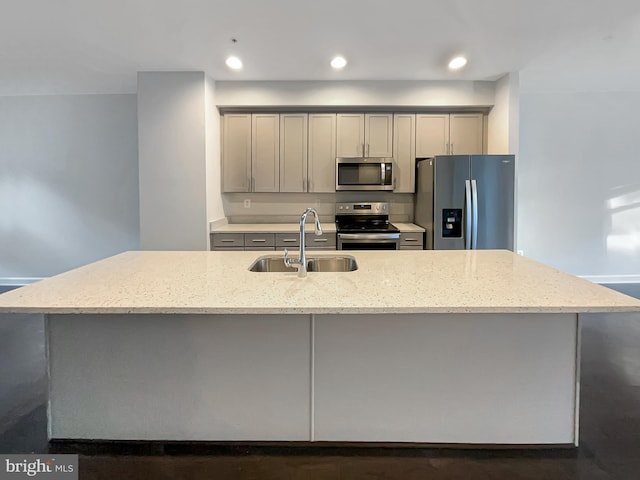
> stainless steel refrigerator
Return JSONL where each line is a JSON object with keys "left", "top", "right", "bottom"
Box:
{"left": 414, "top": 155, "right": 515, "bottom": 250}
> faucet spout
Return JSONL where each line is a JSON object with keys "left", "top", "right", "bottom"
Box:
{"left": 284, "top": 207, "right": 323, "bottom": 278}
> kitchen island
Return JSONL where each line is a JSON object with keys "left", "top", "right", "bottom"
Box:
{"left": 1, "top": 250, "right": 639, "bottom": 446}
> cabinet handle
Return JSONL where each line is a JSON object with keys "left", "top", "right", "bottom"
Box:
{"left": 247, "top": 176, "right": 251, "bottom": 191}
{"left": 307, "top": 178, "right": 311, "bottom": 192}
{"left": 251, "top": 239, "right": 267, "bottom": 243}
{"left": 366, "top": 143, "right": 370, "bottom": 156}
{"left": 221, "top": 239, "right": 236, "bottom": 243}
{"left": 446, "top": 143, "right": 449, "bottom": 155}
{"left": 282, "top": 239, "right": 297, "bottom": 243}
{"left": 361, "top": 143, "right": 365, "bottom": 157}
{"left": 404, "top": 238, "right": 418, "bottom": 242}
{"left": 450, "top": 143, "right": 454, "bottom": 154}
{"left": 312, "top": 238, "right": 328, "bottom": 243}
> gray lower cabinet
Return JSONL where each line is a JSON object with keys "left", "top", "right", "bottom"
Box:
{"left": 275, "top": 232, "right": 337, "bottom": 251}
{"left": 244, "top": 233, "right": 275, "bottom": 250}
{"left": 212, "top": 231, "right": 336, "bottom": 251}
{"left": 275, "top": 233, "right": 300, "bottom": 249}
{"left": 211, "top": 233, "right": 244, "bottom": 250}
{"left": 305, "top": 232, "right": 336, "bottom": 250}
{"left": 400, "top": 232, "right": 424, "bottom": 250}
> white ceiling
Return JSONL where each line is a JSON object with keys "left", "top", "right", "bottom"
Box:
{"left": 1, "top": 0, "right": 640, "bottom": 95}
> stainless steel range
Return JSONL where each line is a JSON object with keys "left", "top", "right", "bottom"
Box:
{"left": 335, "top": 202, "right": 400, "bottom": 250}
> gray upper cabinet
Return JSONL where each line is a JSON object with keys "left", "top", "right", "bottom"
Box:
{"left": 279, "top": 113, "right": 308, "bottom": 192}
{"left": 393, "top": 113, "right": 416, "bottom": 193}
{"left": 223, "top": 110, "right": 484, "bottom": 193}
{"left": 222, "top": 113, "right": 252, "bottom": 192}
{"left": 449, "top": 113, "right": 484, "bottom": 155}
{"left": 365, "top": 113, "right": 393, "bottom": 157}
{"left": 336, "top": 113, "right": 393, "bottom": 158}
{"left": 416, "top": 113, "right": 484, "bottom": 157}
{"left": 415, "top": 114, "right": 450, "bottom": 158}
{"left": 222, "top": 113, "right": 280, "bottom": 193}
{"left": 252, "top": 113, "right": 280, "bottom": 192}
{"left": 308, "top": 113, "right": 337, "bottom": 192}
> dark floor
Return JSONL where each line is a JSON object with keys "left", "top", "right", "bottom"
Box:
{"left": 0, "top": 284, "right": 639, "bottom": 479}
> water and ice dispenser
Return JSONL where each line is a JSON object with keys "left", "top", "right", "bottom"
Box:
{"left": 442, "top": 209, "right": 462, "bottom": 237}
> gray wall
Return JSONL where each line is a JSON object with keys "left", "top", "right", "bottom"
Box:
{"left": 215, "top": 80, "right": 496, "bottom": 107}
{"left": 518, "top": 91, "right": 640, "bottom": 281}
{"left": 137, "top": 72, "right": 210, "bottom": 250}
{"left": 0, "top": 94, "right": 139, "bottom": 281}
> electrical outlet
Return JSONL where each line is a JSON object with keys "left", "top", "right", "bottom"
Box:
{"left": 517, "top": 250, "right": 524, "bottom": 256}
{"left": 243, "top": 199, "right": 251, "bottom": 209}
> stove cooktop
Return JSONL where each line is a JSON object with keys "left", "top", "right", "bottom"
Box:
{"left": 335, "top": 220, "right": 400, "bottom": 234}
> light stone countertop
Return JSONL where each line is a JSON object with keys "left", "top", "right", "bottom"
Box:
{"left": 210, "top": 223, "right": 423, "bottom": 233}
{"left": 1, "top": 250, "right": 639, "bottom": 315}
{"left": 211, "top": 223, "right": 337, "bottom": 234}
{"left": 393, "top": 223, "right": 425, "bottom": 233}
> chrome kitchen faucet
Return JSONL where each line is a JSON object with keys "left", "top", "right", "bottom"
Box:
{"left": 284, "top": 207, "right": 323, "bottom": 277}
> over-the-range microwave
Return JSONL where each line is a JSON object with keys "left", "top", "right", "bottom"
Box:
{"left": 335, "top": 158, "right": 394, "bottom": 191}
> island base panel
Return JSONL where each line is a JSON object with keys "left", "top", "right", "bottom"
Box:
{"left": 46, "top": 312, "right": 578, "bottom": 445}
{"left": 313, "top": 313, "right": 578, "bottom": 444}
{"left": 46, "top": 314, "right": 312, "bottom": 441}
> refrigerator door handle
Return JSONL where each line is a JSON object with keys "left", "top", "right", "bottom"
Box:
{"left": 465, "top": 180, "right": 472, "bottom": 250}
{"left": 471, "top": 179, "right": 479, "bottom": 249}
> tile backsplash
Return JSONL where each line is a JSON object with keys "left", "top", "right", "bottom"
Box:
{"left": 223, "top": 192, "right": 414, "bottom": 224}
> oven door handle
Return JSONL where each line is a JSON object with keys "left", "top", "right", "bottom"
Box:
{"left": 338, "top": 233, "right": 400, "bottom": 240}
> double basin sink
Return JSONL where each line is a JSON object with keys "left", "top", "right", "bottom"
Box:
{"left": 249, "top": 255, "right": 358, "bottom": 273}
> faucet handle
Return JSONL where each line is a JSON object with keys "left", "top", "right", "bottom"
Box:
{"left": 284, "top": 248, "right": 295, "bottom": 267}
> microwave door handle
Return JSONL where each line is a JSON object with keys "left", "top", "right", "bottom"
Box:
{"left": 465, "top": 180, "right": 472, "bottom": 250}
{"left": 381, "top": 163, "right": 385, "bottom": 186}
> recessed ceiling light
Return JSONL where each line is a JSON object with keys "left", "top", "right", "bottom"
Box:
{"left": 225, "top": 56, "right": 243, "bottom": 70}
{"left": 331, "top": 56, "right": 347, "bottom": 69}
{"left": 448, "top": 56, "right": 467, "bottom": 70}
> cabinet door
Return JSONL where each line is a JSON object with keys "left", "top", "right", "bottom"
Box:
{"left": 416, "top": 114, "right": 450, "bottom": 157}
{"left": 251, "top": 114, "right": 280, "bottom": 192}
{"left": 336, "top": 113, "right": 364, "bottom": 157}
{"left": 222, "top": 114, "right": 251, "bottom": 192}
{"left": 392, "top": 113, "right": 415, "bottom": 193}
{"left": 308, "top": 113, "right": 337, "bottom": 192}
{"left": 365, "top": 113, "right": 393, "bottom": 157}
{"left": 449, "top": 113, "right": 484, "bottom": 155}
{"left": 279, "top": 114, "right": 308, "bottom": 192}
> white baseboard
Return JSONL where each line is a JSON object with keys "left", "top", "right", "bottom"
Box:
{"left": 579, "top": 274, "right": 640, "bottom": 284}
{"left": 0, "top": 277, "right": 46, "bottom": 286}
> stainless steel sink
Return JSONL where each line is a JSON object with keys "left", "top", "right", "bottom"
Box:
{"left": 248, "top": 256, "right": 298, "bottom": 273}
{"left": 249, "top": 255, "right": 358, "bottom": 273}
{"left": 306, "top": 256, "right": 358, "bottom": 272}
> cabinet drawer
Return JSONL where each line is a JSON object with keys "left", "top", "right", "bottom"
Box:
{"left": 400, "top": 232, "right": 424, "bottom": 248}
{"left": 212, "top": 233, "right": 244, "bottom": 248}
{"left": 245, "top": 233, "right": 275, "bottom": 248}
{"left": 275, "top": 233, "right": 300, "bottom": 247}
{"left": 305, "top": 232, "right": 336, "bottom": 248}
